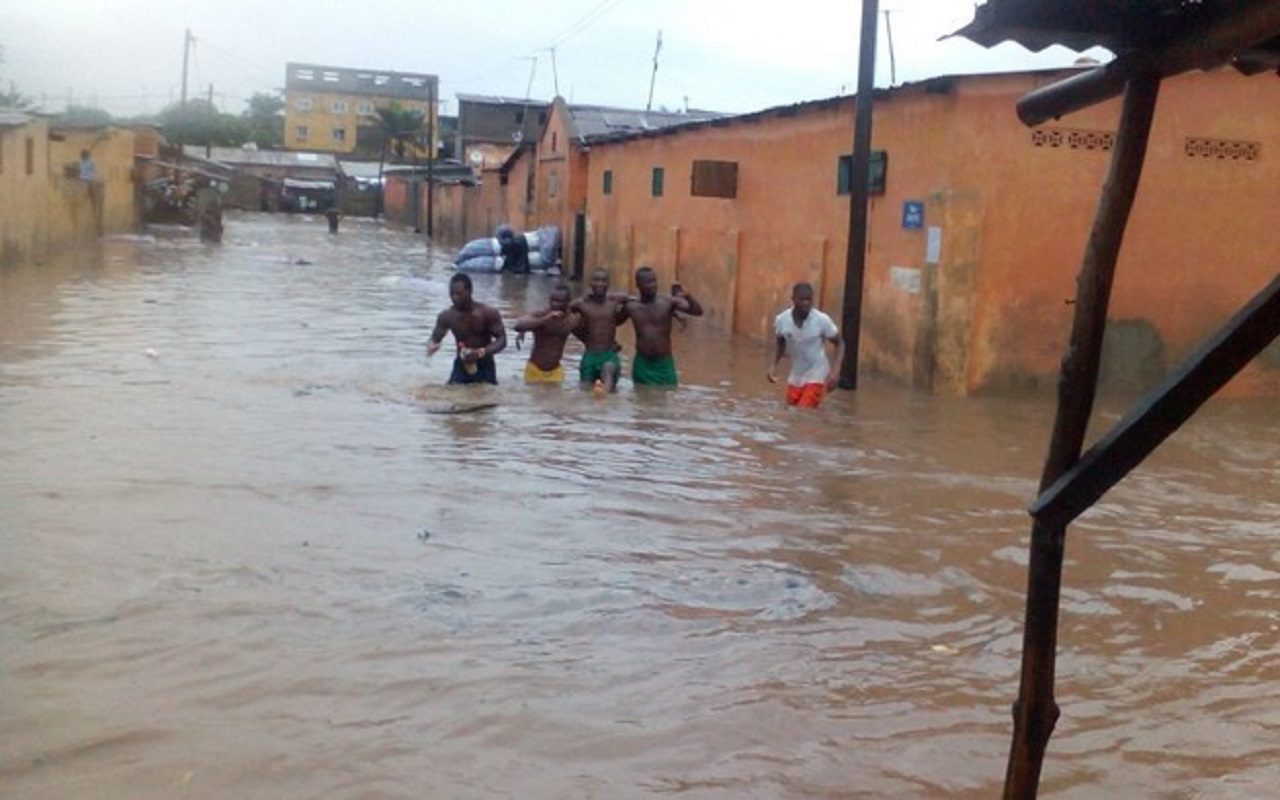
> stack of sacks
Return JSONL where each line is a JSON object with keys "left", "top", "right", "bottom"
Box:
{"left": 453, "top": 237, "right": 504, "bottom": 272}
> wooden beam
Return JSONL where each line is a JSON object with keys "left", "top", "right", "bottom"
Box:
{"left": 1003, "top": 70, "right": 1161, "bottom": 800}
{"left": 1031, "top": 271, "right": 1280, "bottom": 528}
{"left": 1017, "top": 2, "right": 1280, "bottom": 126}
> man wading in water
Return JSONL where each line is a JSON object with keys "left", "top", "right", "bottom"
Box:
{"left": 768, "top": 281, "right": 843, "bottom": 408}
{"left": 514, "top": 284, "right": 580, "bottom": 384}
{"left": 427, "top": 273, "right": 507, "bottom": 384}
{"left": 571, "top": 268, "right": 629, "bottom": 393}
{"left": 623, "top": 265, "right": 703, "bottom": 387}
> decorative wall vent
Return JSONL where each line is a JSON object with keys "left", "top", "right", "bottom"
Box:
{"left": 1184, "top": 138, "right": 1260, "bottom": 161}
{"left": 1031, "top": 128, "right": 1115, "bottom": 151}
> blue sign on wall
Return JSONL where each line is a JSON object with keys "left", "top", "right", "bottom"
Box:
{"left": 902, "top": 201, "right": 924, "bottom": 230}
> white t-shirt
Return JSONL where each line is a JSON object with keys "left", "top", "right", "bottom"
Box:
{"left": 775, "top": 308, "right": 839, "bottom": 386}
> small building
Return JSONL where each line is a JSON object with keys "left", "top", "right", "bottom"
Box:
{"left": 1, "top": 113, "right": 137, "bottom": 263}
{"left": 182, "top": 145, "right": 338, "bottom": 210}
{"left": 456, "top": 94, "right": 549, "bottom": 170}
{"left": 536, "top": 98, "right": 725, "bottom": 278}
{"left": 283, "top": 62, "right": 439, "bottom": 158}
{"left": 579, "top": 67, "right": 1280, "bottom": 396}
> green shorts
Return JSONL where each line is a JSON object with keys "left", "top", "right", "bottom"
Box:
{"left": 632, "top": 353, "right": 678, "bottom": 386}
{"left": 579, "top": 349, "right": 622, "bottom": 383}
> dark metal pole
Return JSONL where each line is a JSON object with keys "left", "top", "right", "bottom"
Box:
{"left": 837, "top": 0, "right": 880, "bottom": 390}
{"left": 1003, "top": 70, "right": 1161, "bottom": 800}
{"left": 426, "top": 79, "right": 436, "bottom": 239}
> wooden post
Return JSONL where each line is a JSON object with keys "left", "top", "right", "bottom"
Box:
{"left": 1003, "top": 70, "right": 1161, "bottom": 799}
{"left": 836, "top": 0, "right": 879, "bottom": 390}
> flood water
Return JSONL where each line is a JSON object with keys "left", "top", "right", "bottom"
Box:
{"left": 1, "top": 212, "right": 1277, "bottom": 799}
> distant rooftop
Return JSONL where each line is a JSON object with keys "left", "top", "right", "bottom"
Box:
{"left": 567, "top": 104, "right": 726, "bottom": 143}
{"left": 182, "top": 145, "right": 339, "bottom": 170}
{"left": 285, "top": 62, "right": 437, "bottom": 101}
{"left": 456, "top": 93, "right": 550, "bottom": 107}
{"left": 0, "top": 110, "right": 34, "bottom": 128}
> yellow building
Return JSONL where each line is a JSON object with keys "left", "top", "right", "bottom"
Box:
{"left": 282, "top": 62, "right": 438, "bottom": 157}
{"left": 1, "top": 113, "right": 137, "bottom": 264}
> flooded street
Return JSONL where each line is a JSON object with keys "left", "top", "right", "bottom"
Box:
{"left": 2, "top": 212, "right": 1278, "bottom": 798}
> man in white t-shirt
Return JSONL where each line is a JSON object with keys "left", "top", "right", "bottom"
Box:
{"left": 768, "top": 282, "right": 844, "bottom": 408}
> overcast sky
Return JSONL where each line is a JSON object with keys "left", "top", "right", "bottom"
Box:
{"left": 1, "top": 0, "right": 1109, "bottom": 118}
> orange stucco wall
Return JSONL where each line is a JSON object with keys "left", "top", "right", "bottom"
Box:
{"left": 583, "top": 68, "right": 1280, "bottom": 396}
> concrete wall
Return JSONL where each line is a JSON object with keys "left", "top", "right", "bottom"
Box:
{"left": 1, "top": 121, "right": 137, "bottom": 265}
{"left": 582, "top": 68, "right": 1280, "bottom": 396}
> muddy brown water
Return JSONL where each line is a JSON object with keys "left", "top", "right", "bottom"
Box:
{"left": 1, "top": 212, "right": 1277, "bottom": 799}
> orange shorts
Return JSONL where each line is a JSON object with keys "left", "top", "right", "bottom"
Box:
{"left": 785, "top": 382, "right": 825, "bottom": 408}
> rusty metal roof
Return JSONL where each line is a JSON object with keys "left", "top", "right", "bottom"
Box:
{"left": 954, "top": 0, "right": 1280, "bottom": 69}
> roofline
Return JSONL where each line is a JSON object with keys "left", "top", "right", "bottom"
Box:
{"left": 285, "top": 62, "right": 438, "bottom": 82}
{"left": 585, "top": 64, "right": 1099, "bottom": 147}
{"left": 456, "top": 94, "right": 550, "bottom": 107}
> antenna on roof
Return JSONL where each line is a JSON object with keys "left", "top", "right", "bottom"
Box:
{"left": 646, "top": 30, "right": 662, "bottom": 112}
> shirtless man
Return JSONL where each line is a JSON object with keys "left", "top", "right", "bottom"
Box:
{"left": 623, "top": 265, "right": 703, "bottom": 387}
{"left": 427, "top": 272, "right": 507, "bottom": 384}
{"left": 514, "top": 284, "right": 580, "bottom": 384}
{"left": 571, "top": 267, "right": 629, "bottom": 392}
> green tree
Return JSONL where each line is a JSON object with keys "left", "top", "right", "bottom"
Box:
{"left": 53, "top": 104, "right": 114, "bottom": 126}
{"left": 372, "top": 102, "right": 427, "bottom": 216}
{"left": 241, "top": 91, "right": 283, "bottom": 148}
{"left": 0, "top": 44, "right": 33, "bottom": 109}
{"left": 156, "top": 98, "right": 249, "bottom": 147}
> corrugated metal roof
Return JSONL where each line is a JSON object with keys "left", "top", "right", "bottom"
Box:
{"left": 182, "top": 145, "right": 339, "bottom": 169}
{"left": 455, "top": 93, "right": 549, "bottom": 107}
{"left": 954, "top": 0, "right": 1280, "bottom": 60}
{"left": 0, "top": 110, "right": 34, "bottom": 128}
{"left": 567, "top": 104, "right": 726, "bottom": 143}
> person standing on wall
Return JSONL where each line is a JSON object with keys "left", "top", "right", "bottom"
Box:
{"left": 768, "top": 282, "right": 844, "bottom": 408}
{"left": 79, "top": 149, "right": 104, "bottom": 236}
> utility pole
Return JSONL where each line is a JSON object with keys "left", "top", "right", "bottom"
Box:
{"left": 179, "top": 28, "right": 193, "bottom": 148}
{"left": 837, "top": 0, "right": 880, "bottom": 390}
{"left": 550, "top": 47, "right": 560, "bottom": 96}
{"left": 426, "top": 77, "right": 436, "bottom": 239}
{"left": 883, "top": 9, "right": 898, "bottom": 86}
{"left": 206, "top": 83, "right": 214, "bottom": 159}
{"left": 646, "top": 30, "right": 663, "bottom": 111}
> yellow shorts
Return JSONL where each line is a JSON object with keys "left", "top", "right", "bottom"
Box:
{"left": 524, "top": 362, "right": 565, "bottom": 384}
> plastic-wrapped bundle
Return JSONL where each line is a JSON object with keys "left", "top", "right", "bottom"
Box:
{"left": 454, "top": 254, "right": 505, "bottom": 273}
{"left": 535, "top": 225, "right": 560, "bottom": 268}
{"left": 453, "top": 237, "right": 501, "bottom": 264}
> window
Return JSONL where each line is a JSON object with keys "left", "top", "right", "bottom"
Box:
{"left": 515, "top": 111, "right": 524, "bottom": 124}
{"left": 322, "top": 71, "right": 340, "bottom": 83}
{"left": 602, "top": 170, "right": 613, "bottom": 195}
{"left": 294, "top": 97, "right": 312, "bottom": 111}
{"left": 552, "top": 132, "right": 558, "bottom": 153}
{"left": 296, "top": 125, "right": 309, "bottom": 141}
{"left": 25, "top": 137, "right": 34, "bottom": 175}
{"left": 331, "top": 100, "right": 348, "bottom": 113}
{"left": 357, "top": 102, "right": 374, "bottom": 115}
{"left": 690, "top": 159, "right": 737, "bottom": 198}
{"left": 651, "top": 166, "right": 664, "bottom": 197}
{"left": 332, "top": 128, "right": 346, "bottom": 143}
{"left": 836, "top": 151, "right": 888, "bottom": 196}
{"left": 296, "top": 68, "right": 315, "bottom": 81}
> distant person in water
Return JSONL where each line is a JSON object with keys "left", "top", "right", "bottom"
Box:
{"left": 623, "top": 266, "right": 703, "bottom": 387}
{"left": 427, "top": 273, "right": 507, "bottom": 384}
{"left": 325, "top": 205, "right": 340, "bottom": 233}
{"left": 768, "top": 281, "right": 843, "bottom": 408}
{"left": 571, "top": 267, "right": 629, "bottom": 393}
{"left": 514, "top": 284, "right": 580, "bottom": 384}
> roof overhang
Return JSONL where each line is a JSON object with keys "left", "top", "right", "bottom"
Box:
{"left": 953, "top": 0, "right": 1280, "bottom": 125}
